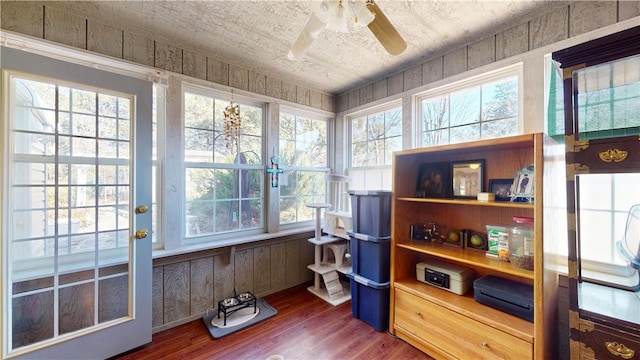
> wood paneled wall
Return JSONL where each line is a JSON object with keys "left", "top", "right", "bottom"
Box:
{"left": 0, "top": 1, "right": 335, "bottom": 113}
{"left": 151, "top": 235, "right": 314, "bottom": 333}
{"left": 336, "top": 1, "right": 640, "bottom": 112}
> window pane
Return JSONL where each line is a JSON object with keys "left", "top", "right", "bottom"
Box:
{"left": 239, "top": 104, "right": 262, "bottom": 136}
{"left": 423, "top": 129, "right": 449, "bottom": 147}
{"left": 450, "top": 87, "right": 480, "bottom": 126}
{"left": 351, "top": 117, "right": 367, "bottom": 143}
{"left": 239, "top": 134, "right": 262, "bottom": 164}
{"left": 422, "top": 97, "right": 449, "bottom": 130}
{"left": 279, "top": 113, "right": 295, "bottom": 140}
{"left": 450, "top": 124, "right": 480, "bottom": 144}
{"left": 368, "top": 139, "right": 385, "bottom": 166}
{"left": 385, "top": 135, "right": 402, "bottom": 165}
{"left": 481, "top": 118, "right": 518, "bottom": 139}
{"left": 351, "top": 142, "right": 368, "bottom": 167}
{"left": 578, "top": 173, "right": 640, "bottom": 272}
{"left": 279, "top": 112, "right": 328, "bottom": 224}
{"left": 368, "top": 113, "right": 385, "bottom": 138}
{"left": 214, "top": 168, "right": 233, "bottom": 200}
{"left": 386, "top": 109, "right": 402, "bottom": 137}
{"left": 481, "top": 77, "right": 518, "bottom": 121}
{"left": 71, "top": 89, "right": 96, "bottom": 115}
{"left": 184, "top": 93, "right": 214, "bottom": 130}
{"left": 184, "top": 128, "right": 214, "bottom": 163}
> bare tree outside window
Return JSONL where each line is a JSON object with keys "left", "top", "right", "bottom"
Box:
{"left": 420, "top": 75, "right": 519, "bottom": 147}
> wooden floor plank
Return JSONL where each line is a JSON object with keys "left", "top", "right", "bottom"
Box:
{"left": 112, "top": 282, "right": 431, "bottom": 359}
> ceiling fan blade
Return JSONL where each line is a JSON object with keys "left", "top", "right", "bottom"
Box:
{"left": 288, "top": 14, "right": 327, "bottom": 60}
{"left": 366, "top": 1, "right": 407, "bottom": 56}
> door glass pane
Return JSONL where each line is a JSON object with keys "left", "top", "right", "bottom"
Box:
{"left": 7, "top": 75, "right": 133, "bottom": 352}
{"left": 574, "top": 54, "right": 640, "bottom": 140}
{"left": 577, "top": 173, "right": 640, "bottom": 288}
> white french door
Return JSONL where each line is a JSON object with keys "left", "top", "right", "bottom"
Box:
{"left": 1, "top": 47, "right": 152, "bottom": 359}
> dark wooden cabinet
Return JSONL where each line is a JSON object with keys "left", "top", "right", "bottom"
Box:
{"left": 553, "top": 26, "right": 640, "bottom": 360}
{"left": 578, "top": 315, "right": 640, "bottom": 360}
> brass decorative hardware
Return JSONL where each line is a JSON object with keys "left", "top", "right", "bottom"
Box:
{"left": 568, "top": 261, "right": 578, "bottom": 279}
{"left": 606, "top": 341, "right": 635, "bottom": 359}
{"left": 135, "top": 205, "right": 149, "bottom": 214}
{"left": 574, "top": 141, "right": 590, "bottom": 153}
{"left": 135, "top": 229, "right": 148, "bottom": 239}
{"left": 579, "top": 318, "right": 595, "bottom": 332}
{"left": 569, "top": 310, "right": 580, "bottom": 330}
{"left": 599, "top": 149, "right": 628, "bottom": 163}
{"left": 566, "top": 135, "right": 590, "bottom": 153}
{"left": 575, "top": 163, "right": 590, "bottom": 172}
{"left": 572, "top": 339, "right": 594, "bottom": 357}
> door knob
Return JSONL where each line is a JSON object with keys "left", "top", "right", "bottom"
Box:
{"left": 135, "top": 205, "right": 149, "bottom": 214}
{"left": 135, "top": 229, "right": 148, "bottom": 239}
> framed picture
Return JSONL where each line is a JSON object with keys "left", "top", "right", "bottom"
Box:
{"left": 416, "top": 162, "right": 450, "bottom": 198}
{"left": 510, "top": 165, "right": 535, "bottom": 203}
{"left": 451, "top": 160, "right": 484, "bottom": 199}
{"left": 488, "top": 178, "right": 513, "bottom": 202}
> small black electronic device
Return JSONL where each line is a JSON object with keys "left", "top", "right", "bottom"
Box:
{"left": 410, "top": 224, "right": 426, "bottom": 241}
{"left": 473, "top": 275, "right": 534, "bottom": 322}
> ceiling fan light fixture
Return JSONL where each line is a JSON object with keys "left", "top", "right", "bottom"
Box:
{"left": 348, "top": 0, "right": 375, "bottom": 29}
{"left": 289, "top": 0, "right": 403, "bottom": 61}
{"left": 324, "top": 1, "right": 349, "bottom": 32}
{"left": 315, "top": 0, "right": 373, "bottom": 33}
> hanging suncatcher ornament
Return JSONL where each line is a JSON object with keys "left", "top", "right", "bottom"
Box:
{"left": 224, "top": 90, "right": 241, "bottom": 150}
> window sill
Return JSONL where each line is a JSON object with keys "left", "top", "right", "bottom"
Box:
{"left": 152, "top": 226, "right": 316, "bottom": 260}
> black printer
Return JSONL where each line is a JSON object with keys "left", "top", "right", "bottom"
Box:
{"left": 473, "top": 275, "right": 534, "bottom": 322}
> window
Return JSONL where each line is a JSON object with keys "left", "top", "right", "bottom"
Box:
{"left": 183, "top": 86, "right": 264, "bottom": 240}
{"left": 278, "top": 110, "right": 329, "bottom": 225}
{"left": 417, "top": 67, "right": 520, "bottom": 147}
{"left": 348, "top": 103, "right": 402, "bottom": 190}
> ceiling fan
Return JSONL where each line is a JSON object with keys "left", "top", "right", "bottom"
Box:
{"left": 288, "top": 0, "right": 407, "bottom": 60}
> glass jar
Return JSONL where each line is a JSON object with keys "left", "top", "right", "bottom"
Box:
{"left": 509, "top": 216, "right": 534, "bottom": 270}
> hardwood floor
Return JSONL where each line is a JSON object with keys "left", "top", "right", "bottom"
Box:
{"left": 113, "top": 282, "right": 431, "bottom": 359}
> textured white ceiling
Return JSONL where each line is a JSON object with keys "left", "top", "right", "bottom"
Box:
{"left": 51, "top": 0, "right": 561, "bottom": 94}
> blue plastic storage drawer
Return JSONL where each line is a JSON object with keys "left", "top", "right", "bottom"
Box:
{"left": 348, "top": 190, "right": 392, "bottom": 237}
{"left": 347, "top": 272, "right": 390, "bottom": 332}
{"left": 348, "top": 231, "right": 391, "bottom": 283}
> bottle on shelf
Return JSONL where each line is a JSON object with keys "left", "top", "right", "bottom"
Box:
{"left": 509, "top": 216, "right": 534, "bottom": 270}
